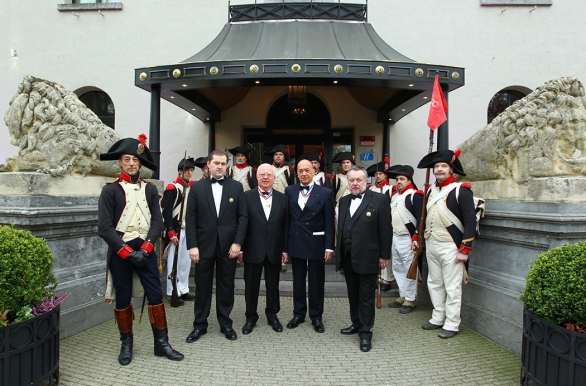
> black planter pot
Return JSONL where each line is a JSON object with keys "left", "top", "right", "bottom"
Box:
{"left": 0, "top": 305, "right": 60, "bottom": 386}
{"left": 521, "top": 307, "right": 586, "bottom": 386}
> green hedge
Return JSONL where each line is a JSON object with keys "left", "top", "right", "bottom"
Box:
{"left": 0, "top": 225, "right": 57, "bottom": 323}
{"left": 521, "top": 241, "right": 586, "bottom": 326}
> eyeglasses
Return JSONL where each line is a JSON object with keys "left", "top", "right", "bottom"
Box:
{"left": 258, "top": 173, "right": 274, "bottom": 178}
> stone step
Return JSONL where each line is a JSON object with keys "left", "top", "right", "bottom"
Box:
{"left": 185, "top": 263, "right": 398, "bottom": 298}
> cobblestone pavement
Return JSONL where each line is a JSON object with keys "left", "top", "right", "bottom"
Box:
{"left": 59, "top": 295, "right": 520, "bottom": 385}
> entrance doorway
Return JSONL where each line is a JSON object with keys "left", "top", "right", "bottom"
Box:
{"left": 243, "top": 92, "right": 353, "bottom": 173}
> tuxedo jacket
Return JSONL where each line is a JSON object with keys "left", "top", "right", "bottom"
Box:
{"left": 242, "top": 189, "right": 289, "bottom": 264}
{"left": 185, "top": 177, "right": 248, "bottom": 258}
{"left": 285, "top": 183, "right": 335, "bottom": 260}
{"left": 335, "top": 189, "right": 392, "bottom": 275}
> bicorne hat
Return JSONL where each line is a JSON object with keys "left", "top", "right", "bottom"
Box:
{"left": 228, "top": 146, "right": 250, "bottom": 159}
{"left": 332, "top": 152, "right": 355, "bottom": 165}
{"left": 194, "top": 157, "right": 208, "bottom": 169}
{"left": 100, "top": 134, "right": 157, "bottom": 171}
{"left": 385, "top": 164, "right": 414, "bottom": 180}
{"left": 177, "top": 157, "right": 196, "bottom": 170}
{"left": 366, "top": 156, "right": 389, "bottom": 177}
{"left": 263, "top": 144, "right": 289, "bottom": 160}
{"left": 417, "top": 149, "right": 466, "bottom": 176}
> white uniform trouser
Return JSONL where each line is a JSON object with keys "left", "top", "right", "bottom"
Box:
{"left": 381, "top": 262, "right": 394, "bottom": 283}
{"left": 425, "top": 237, "right": 463, "bottom": 332}
{"left": 391, "top": 233, "right": 417, "bottom": 301}
{"left": 166, "top": 230, "right": 191, "bottom": 296}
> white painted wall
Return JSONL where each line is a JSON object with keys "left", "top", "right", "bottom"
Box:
{"left": 2, "top": 0, "right": 584, "bottom": 186}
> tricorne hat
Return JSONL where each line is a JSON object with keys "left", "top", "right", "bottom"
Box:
{"left": 228, "top": 146, "right": 250, "bottom": 160}
{"left": 100, "top": 134, "right": 157, "bottom": 171}
{"left": 417, "top": 149, "right": 465, "bottom": 176}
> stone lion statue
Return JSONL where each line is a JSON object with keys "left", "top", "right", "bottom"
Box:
{"left": 457, "top": 77, "right": 586, "bottom": 200}
{"left": 1, "top": 76, "right": 125, "bottom": 177}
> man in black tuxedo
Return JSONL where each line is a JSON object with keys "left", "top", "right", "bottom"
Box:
{"left": 335, "top": 165, "right": 392, "bottom": 352}
{"left": 184, "top": 149, "right": 248, "bottom": 342}
{"left": 285, "top": 159, "right": 335, "bottom": 333}
{"left": 239, "top": 163, "right": 289, "bottom": 334}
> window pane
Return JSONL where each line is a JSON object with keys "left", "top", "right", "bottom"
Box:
{"left": 95, "top": 91, "right": 115, "bottom": 116}
{"left": 78, "top": 92, "right": 95, "bottom": 111}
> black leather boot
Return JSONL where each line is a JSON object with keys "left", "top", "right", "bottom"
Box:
{"left": 114, "top": 305, "right": 134, "bottom": 366}
{"left": 148, "top": 303, "right": 184, "bottom": 361}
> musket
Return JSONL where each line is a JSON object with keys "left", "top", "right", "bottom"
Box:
{"left": 170, "top": 152, "right": 188, "bottom": 308}
{"left": 407, "top": 129, "right": 435, "bottom": 281}
{"left": 376, "top": 269, "right": 382, "bottom": 309}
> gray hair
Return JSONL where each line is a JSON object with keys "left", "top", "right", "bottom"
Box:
{"left": 347, "top": 165, "right": 368, "bottom": 180}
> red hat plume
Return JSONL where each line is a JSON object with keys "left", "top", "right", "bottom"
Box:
{"left": 138, "top": 133, "right": 148, "bottom": 147}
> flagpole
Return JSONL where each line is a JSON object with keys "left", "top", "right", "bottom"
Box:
{"left": 437, "top": 83, "right": 449, "bottom": 150}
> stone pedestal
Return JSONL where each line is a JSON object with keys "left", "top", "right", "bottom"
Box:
{"left": 0, "top": 173, "right": 164, "bottom": 339}
{"left": 417, "top": 200, "right": 586, "bottom": 354}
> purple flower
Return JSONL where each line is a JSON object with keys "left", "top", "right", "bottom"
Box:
{"left": 32, "top": 292, "right": 71, "bottom": 316}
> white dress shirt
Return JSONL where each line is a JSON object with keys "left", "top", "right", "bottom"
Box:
{"left": 298, "top": 182, "right": 314, "bottom": 210}
{"left": 258, "top": 188, "right": 273, "bottom": 220}
{"left": 349, "top": 192, "right": 364, "bottom": 217}
{"left": 211, "top": 177, "right": 223, "bottom": 217}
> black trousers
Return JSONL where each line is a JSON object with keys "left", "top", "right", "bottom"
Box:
{"left": 110, "top": 238, "right": 163, "bottom": 310}
{"left": 243, "top": 256, "right": 281, "bottom": 323}
{"left": 291, "top": 256, "right": 325, "bottom": 321}
{"left": 193, "top": 242, "right": 237, "bottom": 330}
{"left": 342, "top": 252, "right": 377, "bottom": 340}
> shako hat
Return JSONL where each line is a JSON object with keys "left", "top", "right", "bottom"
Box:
{"left": 177, "top": 157, "right": 196, "bottom": 170}
{"left": 194, "top": 157, "right": 208, "bottom": 169}
{"left": 417, "top": 149, "right": 466, "bottom": 176}
{"left": 228, "top": 146, "right": 250, "bottom": 159}
{"left": 332, "top": 152, "right": 355, "bottom": 165}
{"left": 100, "top": 134, "right": 157, "bottom": 171}
{"left": 385, "top": 164, "right": 414, "bottom": 180}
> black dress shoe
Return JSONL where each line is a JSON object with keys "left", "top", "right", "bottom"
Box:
{"left": 340, "top": 325, "right": 359, "bottom": 335}
{"left": 242, "top": 322, "right": 255, "bottom": 335}
{"left": 185, "top": 328, "right": 207, "bottom": 343}
{"left": 286, "top": 316, "right": 305, "bottom": 329}
{"left": 312, "top": 319, "right": 325, "bottom": 333}
{"left": 380, "top": 283, "right": 391, "bottom": 292}
{"left": 268, "top": 319, "right": 283, "bottom": 332}
{"left": 220, "top": 326, "right": 238, "bottom": 340}
{"left": 360, "top": 338, "right": 372, "bottom": 352}
{"left": 181, "top": 293, "right": 195, "bottom": 301}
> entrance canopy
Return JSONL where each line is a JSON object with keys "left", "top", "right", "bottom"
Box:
{"left": 135, "top": 2, "right": 465, "bottom": 123}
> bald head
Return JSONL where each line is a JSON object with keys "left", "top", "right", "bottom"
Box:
{"left": 257, "top": 163, "right": 275, "bottom": 191}
{"left": 297, "top": 159, "right": 314, "bottom": 186}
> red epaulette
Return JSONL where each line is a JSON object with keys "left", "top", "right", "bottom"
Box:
{"left": 252, "top": 167, "right": 258, "bottom": 172}
{"left": 188, "top": 181, "right": 195, "bottom": 187}
{"left": 289, "top": 166, "right": 295, "bottom": 172}
{"left": 461, "top": 182, "right": 472, "bottom": 189}
{"left": 165, "top": 183, "right": 176, "bottom": 191}
{"left": 415, "top": 189, "right": 424, "bottom": 196}
{"left": 324, "top": 173, "right": 332, "bottom": 178}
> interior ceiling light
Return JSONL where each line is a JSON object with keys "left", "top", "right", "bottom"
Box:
{"left": 333, "top": 80, "right": 338, "bottom": 84}
{"left": 255, "top": 80, "right": 260, "bottom": 84}
{"left": 408, "top": 84, "right": 414, "bottom": 87}
{"left": 182, "top": 84, "right": 187, "bottom": 87}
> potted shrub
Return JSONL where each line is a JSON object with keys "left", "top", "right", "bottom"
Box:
{"left": 0, "top": 225, "right": 69, "bottom": 386}
{"left": 520, "top": 241, "right": 586, "bottom": 386}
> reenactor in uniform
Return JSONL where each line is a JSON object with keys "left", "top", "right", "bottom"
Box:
{"left": 366, "top": 158, "right": 394, "bottom": 291}
{"left": 331, "top": 151, "right": 355, "bottom": 205}
{"left": 97, "top": 135, "right": 184, "bottom": 366}
{"left": 162, "top": 157, "right": 196, "bottom": 306}
{"left": 298, "top": 151, "right": 331, "bottom": 188}
{"left": 385, "top": 165, "right": 423, "bottom": 313}
{"left": 264, "top": 144, "right": 295, "bottom": 194}
{"left": 413, "top": 150, "right": 476, "bottom": 339}
{"left": 194, "top": 156, "right": 209, "bottom": 181}
{"left": 227, "top": 146, "right": 256, "bottom": 191}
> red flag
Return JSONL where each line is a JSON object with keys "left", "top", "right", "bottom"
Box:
{"left": 427, "top": 74, "right": 448, "bottom": 130}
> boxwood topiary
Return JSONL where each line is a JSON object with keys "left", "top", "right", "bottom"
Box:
{"left": 521, "top": 241, "right": 586, "bottom": 327}
{"left": 0, "top": 225, "right": 57, "bottom": 323}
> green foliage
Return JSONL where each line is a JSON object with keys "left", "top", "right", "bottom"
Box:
{"left": 15, "top": 306, "right": 34, "bottom": 323}
{"left": 0, "top": 225, "right": 57, "bottom": 323}
{"left": 521, "top": 241, "right": 586, "bottom": 326}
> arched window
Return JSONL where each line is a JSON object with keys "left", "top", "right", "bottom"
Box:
{"left": 487, "top": 88, "right": 529, "bottom": 124}
{"left": 78, "top": 90, "right": 115, "bottom": 129}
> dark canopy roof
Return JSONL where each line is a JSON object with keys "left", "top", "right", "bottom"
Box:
{"left": 135, "top": 2, "right": 464, "bottom": 123}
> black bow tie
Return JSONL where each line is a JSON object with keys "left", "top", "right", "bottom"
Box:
{"left": 211, "top": 178, "right": 224, "bottom": 185}
{"left": 351, "top": 194, "right": 362, "bottom": 200}
{"left": 300, "top": 185, "right": 310, "bottom": 192}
